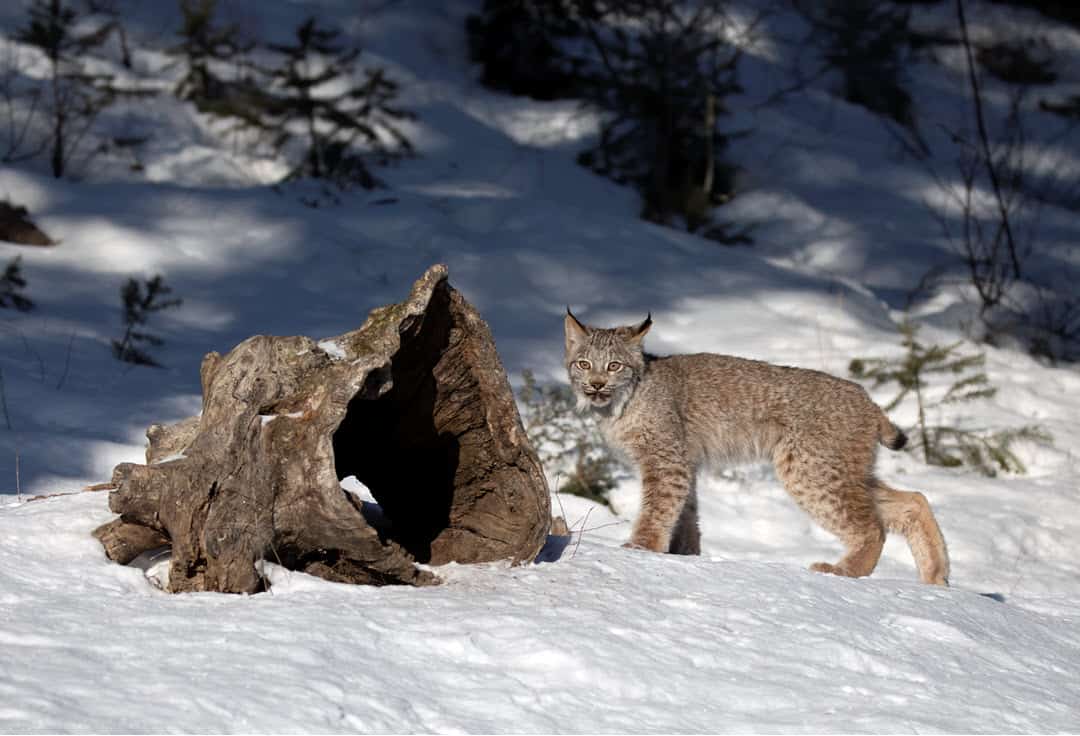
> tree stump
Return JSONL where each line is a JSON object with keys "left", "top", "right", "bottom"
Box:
{"left": 0, "top": 201, "right": 55, "bottom": 246}
{"left": 93, "top": 264, "right": 551, "bottom": 593}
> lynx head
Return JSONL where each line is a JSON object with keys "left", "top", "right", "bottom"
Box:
{"left": 564, "top": 309, "right": 651, "bottom": 413}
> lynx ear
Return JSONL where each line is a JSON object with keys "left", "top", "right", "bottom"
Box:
{"left": 626, "top": 312, "right": 652, "bottom": 345}
{"left": 565, "top": 307, "right": 590, "bottom": 353}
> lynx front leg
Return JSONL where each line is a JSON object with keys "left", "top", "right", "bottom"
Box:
{"left": 626, "top": 462, "right": 694, "bottom": 553}
{"left": 669, "top": 480, "right": 700, "bottom": 555}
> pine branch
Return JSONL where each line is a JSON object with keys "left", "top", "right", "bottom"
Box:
{"left": 0, "top": 257, "right": 34, "bottom": 312}
{"left": 112, "top": 275, "right": 181, "bottom": 368}
{"left": 849, "top": 320, "right": 1050, "bottom": 476}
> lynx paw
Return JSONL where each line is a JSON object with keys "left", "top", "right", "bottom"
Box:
{"left": 924, "top": 571, "right": 950, "bottom": 587}
{"left": 625, "top": 533, "right": 667, "bottom": 552}
{"left": 810, "top": 561, "right": 847, "bottom": 577}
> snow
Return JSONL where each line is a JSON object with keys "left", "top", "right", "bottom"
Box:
{"left": 259, "top": 412, "right": 304, "bottom": 426}
{"left": 2, "top": 492, "right": 1079, "bottom": 733}
{"left": 318, "top": 339, "right": 347, "bottom": 360}
{"left": 2, "top": 0, "right": 1080, "bottom": 732}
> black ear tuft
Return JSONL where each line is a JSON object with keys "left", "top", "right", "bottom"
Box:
{"left": 889, "top": 429, "right": 908, "bottom": 451}
{"left": 565, "top": 308, "right": 590, "bottom": 350}
{"left": 622, "top": 312, "right": 651, "bottom": 345}
{"left": 566, "top": 307, "right": 587, "bottom": 332}
{"left": 635, "top": 312, "right": 652, "bottom": 337}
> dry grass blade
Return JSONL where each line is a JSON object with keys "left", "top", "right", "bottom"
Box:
{"left": 570, "top": 507, "right": 594, "bottom": 560}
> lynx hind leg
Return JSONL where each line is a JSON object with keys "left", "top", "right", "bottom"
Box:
{"left": 668, "top": 483, "right": 701, "bottom": 556}
{"left": 774, "top": 447, "right": 885, "bottom": 579}
{"left": 804, "top": 492, "right": 885, "bottom": 580}
{"left": 872, "top": 483, "right": 950, "bottom": 586}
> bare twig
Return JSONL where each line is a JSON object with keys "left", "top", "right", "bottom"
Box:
{"left": 25, "top": 482, "right": 115, "bottom": 502}
{"left": 27, "top": 489, "right": 100, "bottom": 502}
{"left": 956, "top": 0, "right": 1022, "bottom": 280}
{"left": 18, "top": 329, "right": 46, "bottom": 383}
{"left": 0, "top": 367, "right": 11, "bottom": 430}
{"left": 570, "top": 507, "right": 594, "bottom": 560}
{"left": 552, "top": 471, "right": 567, "bottom": 521}
{"left": 1, "top": 41, "right": 47, "bottom": 163}
{"left": 749, "top": 60, "right": 831, "bottom": 112}
{"left": 55, "top": 330, "right": 75, "bottom": 390}
{"left": 578, "top": 520, "right": 630, "bottom": 535}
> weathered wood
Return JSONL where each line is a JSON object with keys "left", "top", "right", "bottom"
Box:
{"left": 93, "top": 518, "right": 170, "bottom": 565}
{"left": 94, "top": 264, "right": 551, "bottom": 593}
{"left": 0, "top": 201, "right": 54, "bottom": 246}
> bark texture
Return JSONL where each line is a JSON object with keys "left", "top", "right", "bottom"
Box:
{"left": 93, "top": 264, "right": 550, "bottom": 593}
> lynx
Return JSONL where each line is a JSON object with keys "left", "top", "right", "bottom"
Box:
{"left": 564, "top": 310, "right": 950, "bottom": 585}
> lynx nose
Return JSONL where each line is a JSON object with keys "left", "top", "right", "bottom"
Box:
{"left": 589, "top": 379, "right": 607, "bottom": 391}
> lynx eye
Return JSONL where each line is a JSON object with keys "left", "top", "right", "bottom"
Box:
{"left": 607, "top": 361, "right": 623, "bottom": 372}
{"left": 576, "top": 359, "right": 592, "bottom": 370}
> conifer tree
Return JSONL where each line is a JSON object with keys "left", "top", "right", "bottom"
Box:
{"left": 0, "top": 257, "right": 33, "bottom": 312}
{"left": 572, "top": 0, "right": 743, "bottom": 236}
{"left": 81, "top": 0, "right": 134, "bottom": 69}
{"left": 849, "top": 322, "right": 1049, "bottom": 476}
{"left": 794, "top": 0, "right": 926, "bottom": 156}
{"left": 261, "top": 16, "right": 414, "bottom": 188}
{"left": 465, "top": 0, "right": 585, "bottom": 101}
{"left": 467, "top": 0, "right": 747, "bottom": 240}
{"left": 111, "top": 275, "right": 182, "bottom": 367}
{"left": 15, "top": 0, "right": 116, "bottom": 177}
{"left": 171, "top": 0, "right": 253, "bottom": 107}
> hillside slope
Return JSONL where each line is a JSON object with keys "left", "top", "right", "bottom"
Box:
{"left": 1, "top": 1, "right": 1079, "bottom": 732}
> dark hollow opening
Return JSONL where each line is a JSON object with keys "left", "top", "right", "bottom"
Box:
{"left": 332, "top": 284, "right": 459, "bottom": 563}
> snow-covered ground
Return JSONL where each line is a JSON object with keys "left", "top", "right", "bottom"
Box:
{"left": 2, "top": 1, "right": 1080, "bottom": 732}
{"left": 2, "top": 491, "right": 1079, "bottom": 733}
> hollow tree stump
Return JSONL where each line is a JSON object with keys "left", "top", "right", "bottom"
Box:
{"left": 93, "top": 264, "right": 551, "bottom": 593}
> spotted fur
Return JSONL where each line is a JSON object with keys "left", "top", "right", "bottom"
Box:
{"left": 564, "top": 310, "right": 949, "bottom": 585}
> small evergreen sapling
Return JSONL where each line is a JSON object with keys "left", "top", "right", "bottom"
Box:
{"left": 111, "top": 275, "right": 182, "bottom": 367}
{"left": 172, "top": 0, "right": 252, "bottom": 103}
{"left": 15, "top": 0, "right": 117, "bottom": 178}
{"left": 571, "top": 1, "right": 744, "bottom": 238}
{"left": 466, "top": 0, "right": 748, "bottom": 240}
{"left": 799, "top": 0, "right": 924, "bottom": 153}
{"left": 0, "top": 256, "right": 33, "bottom": 311}
{"left": 518, "top": 369, "right": 622, "bottom": 509}
{"left": 262, "top": 16, "right": 414, "bottom": 189}
{"left": 465, "top": 0, "right": 584, "bottom": 101}
{"left": 81, "top": 0, "right": 135, "bottom": 69}
{"left": 849, "top": 321, "right": 1049, "bottom": 476}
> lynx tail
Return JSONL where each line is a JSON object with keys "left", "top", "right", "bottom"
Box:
{"left": 878, "top": 413, "right": 908, "bottom": 451}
